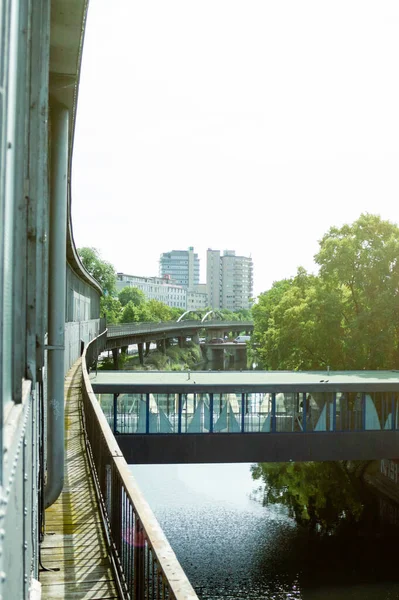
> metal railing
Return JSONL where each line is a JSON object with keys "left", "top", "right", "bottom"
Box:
{"left": 107, "top": 319, "right": 253, "bottom": 338}
{"left": 81, "top": 332, "right": 198, "bottom": 600}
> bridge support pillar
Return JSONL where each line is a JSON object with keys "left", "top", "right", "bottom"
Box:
{"left": 209, "top": 348, "right": 224, "bottom": 369}
{"left": 112, "top": 348, "right": 119, "bottom": 370}
{"left": 113, "top": 393, "right": 119, "bottom": 433}
{"left": 138, "top": 343, "right": 144, "bottom": 365}
{"left": 192, "top": 333, "right": 200, "bottom": 345}
{"left": 145, "top": 341, "right": 151, "bottom": 356}
{"left": 157, "top": 339, "right": 166, "bottom": 353}
{"left": 178, "top": 336, "right": 185, "bottom": 348}
{"left": 121, "top": 345, "right": 128, "bottom": 354}
{"left": 235, "top": 347, "right": 247, "bottom": 369}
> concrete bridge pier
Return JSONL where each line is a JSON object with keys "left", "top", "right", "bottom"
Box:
{"left": 138, "top": 343, "right": 144, "bottom": 366}
{"left": 208, "top": 348, "right": 224, "bottom": 369}
{"left": 192, "top": 333, "right": 200, "bottom": 344}
{"left": 206, "top": 330, "right": 223, "bottom": 341}
{"left": 157, "top": 339, "right": 166, "bottom": 353}
{"left": 112, "top": 348, "right": 119, "bottom": 370}
{"left": 145, "top": 342, "right": 151, "bottom": 356}
{"left": 178, "top": 336, "right": 185, "bottom": 348}
{"left": 232, "top": 347, "right": 247, "bottom": 369}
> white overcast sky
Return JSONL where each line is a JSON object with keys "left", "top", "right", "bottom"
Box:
{"left": 72, "top": 0, "right": 399, "bottom": 299}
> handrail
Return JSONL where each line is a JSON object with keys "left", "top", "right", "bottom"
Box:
{"left": 107, "top": 319, "right": 254, "bottom": 338}
{"left": 81, "top": 331, "right": 198, "bottom": 600}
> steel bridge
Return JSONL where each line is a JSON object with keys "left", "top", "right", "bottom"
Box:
{"left": 91, "top": 370, "right": 399, "bottom": 464}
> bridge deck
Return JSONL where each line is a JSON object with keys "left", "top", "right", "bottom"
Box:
{"left": 40, "top": 361, "right": 119, "bottom": 599}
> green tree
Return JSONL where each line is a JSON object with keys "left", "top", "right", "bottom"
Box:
{"left": 78, "top": 247, "right": 119, "bottom": 323}
{"left": 253, "top": 214, "right": 399, "bottom": 370}
{"left": 100, "top": 296, "right": 122, "bottom": 324}
{"left": 120, "top": 301, "right": 139, "bottom": 323}
{"left": 146, "top": 299, "right": 173, "bottom": 322}
{"left": 119, "top": 301, "right": 154, "bottom": 323}
{"left": 315, "top": 213, "right": 399, "bottom": 368}
{"left": 78, "top": 247, "right": 117, "bottom": 296}
{"left": 169, "top": 306, "right": 185, "bottom": 321}
{"left": 118, "top": 286, "right": 146, "bottom": 307}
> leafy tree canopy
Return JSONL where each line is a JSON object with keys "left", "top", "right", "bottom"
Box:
{"left": 253, "top": 214, "right": 399, "bottom": 370}
{"left": 120, "top": 301, "right": 156, "bottom": 323}
{"left": 78, "top": 247, "right": 117, "bottom": 296}
{"left": 146, "top": 299, "right": 173, "bottom": 322}
{"left": 100, "top": 296, "right": 122, "bottom": 324}
{"left": 118, "top": 286, "right": 146, "bottom": 307}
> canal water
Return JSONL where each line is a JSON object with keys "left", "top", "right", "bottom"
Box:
{"left": 130, "top": 462, "right": 399, "bottom": 600}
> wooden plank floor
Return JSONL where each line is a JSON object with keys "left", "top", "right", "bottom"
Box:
{"left": 40, "top": 360, "right": 119, "bottom": 599}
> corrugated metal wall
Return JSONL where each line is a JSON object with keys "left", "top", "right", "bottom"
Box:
{"left": 0, "top": 1, "right": 103, "bottom": 597}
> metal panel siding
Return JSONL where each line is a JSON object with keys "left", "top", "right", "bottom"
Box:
{"left": 0, "top": 0, "right": 101, "bottom": 594}
{"left": 1, "top": 0, "right": 18, "bottom": 417}
{"left": 66, "top": 262, "right": 101, "bottom": 322}
{"left": 12, "top": 0, "right": 31, "bottom": 400}
{"left": 1, "top": 387, "right": 39, "bottom": 600}
{"left": 64, "top": 319, "right": 101, "bottom": 373}
{"left": 28, "top": 0, "right": 50, "bottom": 381}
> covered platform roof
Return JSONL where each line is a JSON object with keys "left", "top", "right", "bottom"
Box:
{"left": 90, "top": 370, "right": 399, "bottom": 394}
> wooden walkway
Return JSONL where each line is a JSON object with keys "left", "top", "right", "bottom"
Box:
{"left": 40, "top": 360, "right": 119, "bottom": 599}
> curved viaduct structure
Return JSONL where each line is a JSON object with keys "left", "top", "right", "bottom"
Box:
{"left": 106, "top": 320, "right": 254, "bottom": 349}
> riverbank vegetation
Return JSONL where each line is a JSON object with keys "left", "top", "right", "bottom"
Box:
{"left": 251, "top": 214, "right": 399, "bottom": 532}
{"left": 99, "top": 341, "right": 204, "bottom": 371}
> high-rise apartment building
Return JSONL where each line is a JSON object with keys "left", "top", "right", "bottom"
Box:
{"left": 206, "top": 249, "right": 253, "bottom": 311}
{"left": 159, "top": 247, "right": 200, "bottom": 290}
{"left": 206, "top": 249, "right": 221, "bottom": 309}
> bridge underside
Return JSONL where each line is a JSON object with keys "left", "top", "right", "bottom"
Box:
{"left": 117, "top": 431, "right": 399, "bottom": 464}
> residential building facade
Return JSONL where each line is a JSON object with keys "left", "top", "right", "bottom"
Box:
{"left": 116, "top": 273, "right": 208, "bottom": 310}
{"left": 117, "top": 274, "right": 187, "bottom": 309}
{"left": 206, "top": 249, "right": 221, "bottom": 309}
{"left": 159, "top": 247, "right": 200, "bottom": 289}
{"left": 207, "top": 249, "right": 253, "bottom": 311}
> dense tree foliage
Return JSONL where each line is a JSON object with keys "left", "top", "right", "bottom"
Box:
{"left": 251, "top": 215, "right": 399, "bottom": 533}
{"left": 216, "top": 308, "right": 253, "bottom": 321}
{"left": 78, "top": 247, "right": 117, "bottom": 296}
{"left": 78, "top": 247, "right": 118, "bottom": 321}
{"left": 118, "top": 286, "right": 146, "bottom": 307}
{"left": 252, "top": 214, "right": 399, "bottom": 370}
{"left": 100, "top": 296, "right": 122, "bottom": 324}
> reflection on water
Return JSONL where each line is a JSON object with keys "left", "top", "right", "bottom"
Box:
{"left": 130, "top": 463, "right": 399, "bottom": 600}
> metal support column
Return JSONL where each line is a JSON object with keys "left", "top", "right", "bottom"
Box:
{"left": 45, "top": 104, "right": 69, "bottom": 508}
{"left": 113, "top": 393, "right": 119, "bottom": 433}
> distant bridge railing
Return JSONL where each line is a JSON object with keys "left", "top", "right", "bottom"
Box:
{"left": 107, "top": 319, "right": 253, "bottom": 339}
{"left": 81, "top": 331, "right": 198, "bottom": 600}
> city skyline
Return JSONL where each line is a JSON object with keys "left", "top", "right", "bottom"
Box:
{"left": 117, "top": 245, "right": 253, "bottom": 310}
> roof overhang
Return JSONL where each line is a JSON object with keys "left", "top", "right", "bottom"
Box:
{"left": 50, "top": 0, "right": 102, "bottom": 295}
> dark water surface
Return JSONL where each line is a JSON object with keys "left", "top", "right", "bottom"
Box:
{"left": 130, "top": 463, "right": 399, "bottom": 600}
